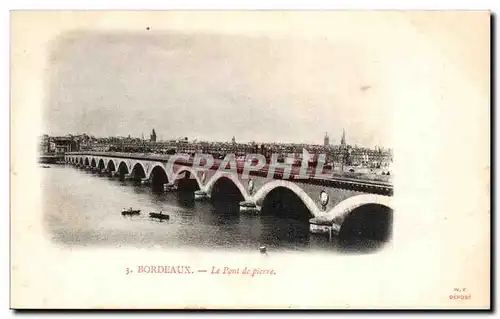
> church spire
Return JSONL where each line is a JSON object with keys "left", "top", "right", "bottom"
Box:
{"left": 323, "top": 132, "right": 330, "bottom": 148}
{"left": 341, "top": 129, "right": 346, "bottom": 148}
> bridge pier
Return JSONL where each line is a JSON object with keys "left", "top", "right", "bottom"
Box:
{"left": 164, "top": 182, "right": 178, "bottom": 192}
{"left": 239, "top": 201, "right": 260, "bottom": 214}
{"left": 194, "top": 190, "right": 208, "bottom": 200}
{"left": 309, "top": 217, "right": 341, "bottom": 242}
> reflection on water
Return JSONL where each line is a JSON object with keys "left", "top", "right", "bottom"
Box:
{"left": 177, "top": 191, "right": 196, "bottom": 208}
{"left": 43, "top": 165, "right": 388, "bottom": 253}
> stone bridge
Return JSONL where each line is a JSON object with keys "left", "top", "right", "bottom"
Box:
{"left": 65, "top": 152, "right": 394, "bottom": 240}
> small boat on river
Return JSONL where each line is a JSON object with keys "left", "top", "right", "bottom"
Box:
{"left": 122, "top": 208, "right": 141, "bottom": 216}
{"left": 149, "top": 211, "right": 170, "bottom": 220}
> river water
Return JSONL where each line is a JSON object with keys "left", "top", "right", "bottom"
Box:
{"left": 42, "top": 164, "right": 385, "bottom": 253}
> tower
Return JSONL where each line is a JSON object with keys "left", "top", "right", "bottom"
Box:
{"left": 150, "top": 129, "right": 157, "bottom": 142}
{"left": 232, "top": 136, "right": 236, "bottom": 145}
{"left": 323, "top": 132, "right": 330, "bottom": 148}
{"left": 341, "top": 129, "right": 346, "bottom": 149}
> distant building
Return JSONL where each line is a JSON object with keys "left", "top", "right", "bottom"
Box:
{"left": 39, "top": 134, "right": 51, "bottom": 153}
{"left": 323, "top": 132, "right": 330, "bottom": 149}
{"left": 344, "top": 146, "right": 393, "bottom": 168}
{"left": 150, "top": 129, "right": 157, "bottom": 142}
{"left": 176, "top": 137, "right": 189, "bottom": 144}
{"left": 231, "top": 136, "right": 236, "bottom": 145}
{"left": 40, "top": 135, "right": 80, "bottom": 154}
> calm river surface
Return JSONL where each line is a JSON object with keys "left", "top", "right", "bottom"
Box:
{"left": 42, "top": 164, "right": 383, "bottom": 253}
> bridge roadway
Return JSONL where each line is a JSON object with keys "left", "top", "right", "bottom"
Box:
{"left": 65, "top": 151, "right": 394, "bottom": 237}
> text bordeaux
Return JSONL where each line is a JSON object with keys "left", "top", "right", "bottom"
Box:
{"left": 138, "top": 265, "right": 193, "bottom": 274}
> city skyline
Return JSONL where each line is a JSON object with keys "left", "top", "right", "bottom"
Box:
{"left": 41, "top": 129, "right": 392, "bottom": 150}
{"left": 45, "top": 29, "right": 393, "bottom": 148}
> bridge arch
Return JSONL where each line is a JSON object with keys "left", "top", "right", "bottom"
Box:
{"left": 84, "top": 157, "right": 90, "bottom": 166}
{"left": 117, "top": 161, "right": 129, "bottom": 176}
{"left": 207, "top": 176, "right": 246, "bottom": 214}
{"left": 130, "top": 162, "right": 147, "bottom": 180}
{"left": 258, "top": 185, "right": 316, "bottom": 245}
{"left": 205, "top": 172, "right": 249, "bottom": 202}
{"left": 97, "top": 159, "right": 105, "bottom": 170}
{"left": 259, "top": 185, "right": 316, "bottom": 221}
{"left": 149, "top": 165, "right": 169, "bottom": 192}
{"left": 90, "top": 158, "right": 97, "bottom": 167}
{"left": 146, "top": 164, "right": 172, "bottom": 181}
{"left": 107, "top": 159, "right": 116, "bottom": 172}
{"left": 325, "top": 194, "right": 393, "bottom": 242}
{"left": 253, "top": 180, "right": 320, "bottom": 218}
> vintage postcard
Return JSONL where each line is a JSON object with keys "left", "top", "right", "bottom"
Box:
{"left": 10, "top": 11, "right": 490, "bottom": 309}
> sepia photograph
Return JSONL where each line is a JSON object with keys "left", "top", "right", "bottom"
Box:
{"left": 41, "top": 28, "right": 394, "bottom": 253}
{"left": 10, "top": 10, "right": 490, "bottom": 309}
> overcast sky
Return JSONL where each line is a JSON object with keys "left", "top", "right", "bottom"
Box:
{"left": 45, "top": 27, "right": 394, "bottom": 147}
